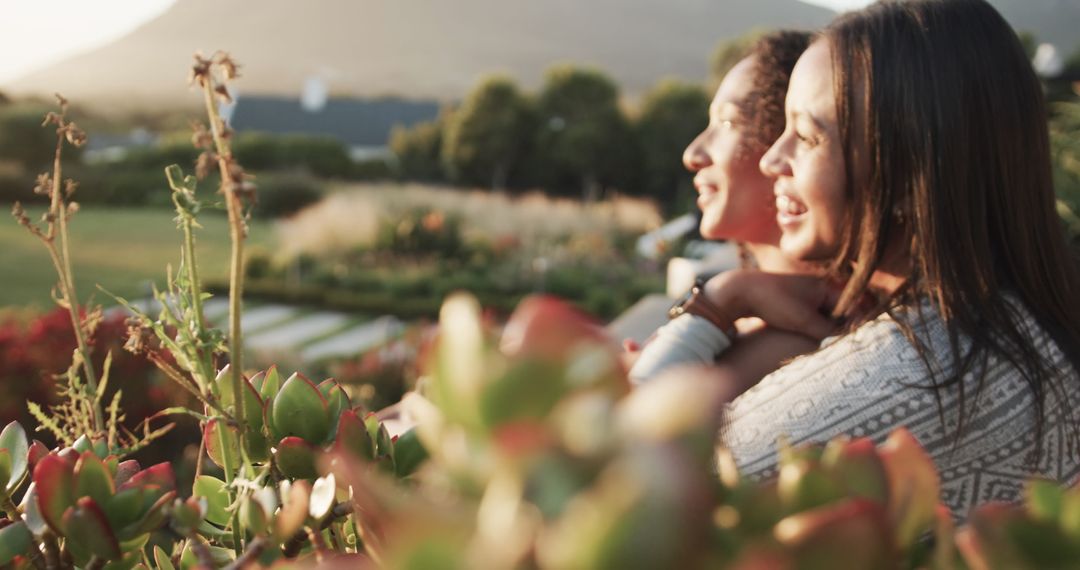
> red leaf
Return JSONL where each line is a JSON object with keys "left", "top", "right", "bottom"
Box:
{"left": 31, "top": 454, "right": 75, "bottom": 533}
{"left": 112, "top": 460, "right": 140, "bottom": 489}
{"left": 500, "top": 295, "right": 610, "bottom": 361}
{"left": 119, "top": 463, "right": 175, "bottom": 494}
{"left": 26, "top": 441, "right": 49, "bottom": 473}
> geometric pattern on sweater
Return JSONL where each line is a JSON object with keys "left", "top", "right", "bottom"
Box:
{"left": 720, "top": 302, "right": 1080, "bottom": 521}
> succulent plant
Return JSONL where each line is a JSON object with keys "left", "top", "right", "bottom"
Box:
{"left": 30, "top": 450, "right": 176, "bottom": 568}
{"left": 202, "top": 364, "right": 426, "bottom": 483}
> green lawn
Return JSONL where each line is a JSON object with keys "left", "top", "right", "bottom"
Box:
{"left": 0, "top": 206, "right": 273, "bottom": 309}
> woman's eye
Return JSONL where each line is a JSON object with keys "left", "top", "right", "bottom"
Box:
{"left": 796, "top": 131, "right": 816, "bottom": 145}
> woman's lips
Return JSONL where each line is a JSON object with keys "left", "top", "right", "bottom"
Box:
{"left": 696, "top": 183, "right": 718, "bottom": 209}
{"left": 775, "top": 194, "right": 808, "bottom": 227}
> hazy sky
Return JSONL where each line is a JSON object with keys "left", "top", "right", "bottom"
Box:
{"left": 0, "top": 0, "right": 176, "bottom": 84}
{"left": 0, "top": 0, "right": 867, "bottom": 86}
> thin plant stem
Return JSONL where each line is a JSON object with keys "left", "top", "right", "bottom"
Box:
{"left": 177, "top": 205, "right": 216, "bottom": 390}
{"left": 0, "top": 493, "right": 19, "bottom": 520}
{"left": 47, "top": 122, "right": 104, "bottom": 433}
{"left": 200, "top": 75, "right": 249, "bottom": 458}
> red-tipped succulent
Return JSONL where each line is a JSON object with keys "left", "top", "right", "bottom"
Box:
{"left": 202, "top": 365, "right": 419, "bottom": 480}
{"left": 30, "top": 451, "right": 175, "bottom": 567}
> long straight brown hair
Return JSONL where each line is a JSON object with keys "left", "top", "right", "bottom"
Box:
{"left": 824, "top": 0, "right": 1080, "bottom": 456}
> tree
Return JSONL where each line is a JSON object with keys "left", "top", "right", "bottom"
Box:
{"left": 389, "top": 109, "right": 451, "bottom": 183}
{"left": 532, "top": 65, "right": 636, "bottom": 200}
{"left": 442, "top": 76, "right": 535, "bottom": 191}
{"left": 634, "top": 80, "right": 710, "bottom": 212}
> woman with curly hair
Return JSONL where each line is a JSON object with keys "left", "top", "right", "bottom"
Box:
{"left": 644, "top": 0, "right": 1080, "bottom": 518}
{"left": 628, "top": 30, "right": 826, "bottom": 387}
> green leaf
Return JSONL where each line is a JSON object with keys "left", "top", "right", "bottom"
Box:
{"left": 256, "top": 366, "right": 282, "bottom": 403}
{"left": 101, "top": 488, "right": 146, "bottom": 532}
{"left": 179, "top": 537, "right": 235, "bottom": 570}
{"left": 375, "top": 422, "right": 394, "bottom": 463}
{"left": 392, "top": 429, "right": 429, "bottom": 479}
{"left": 318, "top": 379, "right": 351, "bottom": 425}
{"left": 214, "top": 365, "right": 235, "bottom": 408}
{"left": 193, "top": 476, "right": 230, "bottom": 527}
{"left": 74, "top": 453, "right": 115, "bottom": 507}
{"left": 239, "top": 497, "right": 268, "bottom": 536}
{"left": 242, "top": 380, "right": 271, "bottom": 463}
{"left": 878, "top": 429, "right": 940, "bottom": 549}
{"left": 271, "top": 373, "right": 330, "bottom": 444}
{"left": 1061, "top": 488, "right": 1080, "bottom": 539}
{"left": 0, "top": 422, "right": 28, "bottom": 493}
{"left": 169, "top": 498, "right": 204, "bottom": 537}
{"left": 1026, "top": 480, "right": 1065, "bottom": 522}
{"left": 153, "top": 545, "right": 176, "bottom": 570}
{"left": 335, "top": 410, "right": 375, "bottom": 461}
{"left": 0, "top": 451, "right": 11, "bottom": 496}
{"left": 822, "top": 438, "right": 889, "bottom": 506}
{"left": 480, "top": 358, "right": 568, "bottom": 428}
{"left": 0, "top": 520, "right": 32, "bottom": 565}
{"left": 63, "top": 497, "right": 122, "bottom": 563}
{"left": 275, "top": 437, "right": 319, "bottom": 480}
{"left": 72, "top": 435, "right": 93, "bottom": 454}
{"left": 203, "top": 419, "right": 240, "bottom": 473}
{"left": 122, "top": 490, "right": 175, "bottom": 540}
{"left": 102, "top": 552, "right": 143, "bottom": 570}
{"left": 777, "top": 459, "right": 845, "bottom": 514}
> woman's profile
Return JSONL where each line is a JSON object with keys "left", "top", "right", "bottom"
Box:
{"left": 627, "top": 31, "right": 824, "bottom": 388}
{"left": 653, "top": 0, "right": 1080, "bottom": 518}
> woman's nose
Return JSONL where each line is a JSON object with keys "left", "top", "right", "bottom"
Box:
{"left": 759, "top": 136, "right": 791, "bottom": 179}
{"left": 683, "top": 132, "right": 711, "bottom": 172}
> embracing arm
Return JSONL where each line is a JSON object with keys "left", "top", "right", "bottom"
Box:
{"left": 628, "top": 269, "right": 834, "bottom": 385}
{"left": 705, "top": 326, "right": 821, "bottom": 398}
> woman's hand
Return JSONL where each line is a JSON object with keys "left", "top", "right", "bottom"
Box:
{"left": 703, "top": 269, "right": 836, "bottom": 340}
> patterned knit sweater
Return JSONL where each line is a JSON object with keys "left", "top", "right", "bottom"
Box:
{"left": 721, "top": 303, "right": 1080, "bottom": 520}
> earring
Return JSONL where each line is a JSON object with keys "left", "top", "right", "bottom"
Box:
{"left": 892, "top": 206, "right": 905, "bottom": 225}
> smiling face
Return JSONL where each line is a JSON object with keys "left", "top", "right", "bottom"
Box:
{"left": 683, "top": 56, "right": 780, "bottom": 245}
{"left": 759, "top": 41, "right": 854, "bottom": 262}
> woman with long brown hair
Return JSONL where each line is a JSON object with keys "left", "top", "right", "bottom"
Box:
{"left": 658, "top": 0, "right": 1080, "bottom": 518}
{"left": 627, "top": 30, "right": 834, "bottom": 386}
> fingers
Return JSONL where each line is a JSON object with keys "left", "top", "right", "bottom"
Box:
{"left": 703, "top": 270, "right": 839, "bottom": 340}
{"left": 746, "top": 273, "right": 835, "bottom": 340}
{"left": 755, "top": 286, "right": 836, "bottom": 340}
{"left": 622, "top": 338, "right": 640, "bottom": 353}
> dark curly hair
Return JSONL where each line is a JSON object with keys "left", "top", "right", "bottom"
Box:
{"left": 742, "top": 30, "right": 814, "bottom": 153}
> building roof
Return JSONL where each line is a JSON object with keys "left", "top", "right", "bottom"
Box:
{"left": 228, "top": 96, "right": 441, "bottom": 147}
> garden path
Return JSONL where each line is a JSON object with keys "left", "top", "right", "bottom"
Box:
{"left": 114, "top": 297, "right": 403, "bottom": 365}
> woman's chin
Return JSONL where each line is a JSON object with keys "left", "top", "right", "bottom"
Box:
{"left": 780, "top": 234, "right": 837, "bottom": 263}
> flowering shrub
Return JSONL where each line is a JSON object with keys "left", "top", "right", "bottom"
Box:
{"left": 0, "top": 309, "right": 169, "bottom": 430}
{"left": 0, "top": 52, "right": 1076, "bottom": 570}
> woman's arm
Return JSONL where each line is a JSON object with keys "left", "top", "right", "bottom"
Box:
{"left": 703, "top": 326, "right": 821, "bottom": 397}
{"left": 628, "top": 269, "right": 835, "bottom": 384}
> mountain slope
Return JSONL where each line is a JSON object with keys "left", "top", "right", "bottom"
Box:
{"left": 3, "top": 0, "right": 834, "bottom": 107}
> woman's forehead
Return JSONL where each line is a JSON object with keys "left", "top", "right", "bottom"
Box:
{"left": 786, "top": 41, "right": 836, "bottom": 120}
{"left": 712, "top": 56, "right": 758, "bottom": 108}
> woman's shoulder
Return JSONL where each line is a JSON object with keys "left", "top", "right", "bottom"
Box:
{"left": 758, "top": 307, "right": 937, "bottom": 386}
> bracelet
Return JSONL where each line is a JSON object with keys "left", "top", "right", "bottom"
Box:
{"left": 669, "top": 278, "right": 737, "bottom": 336}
